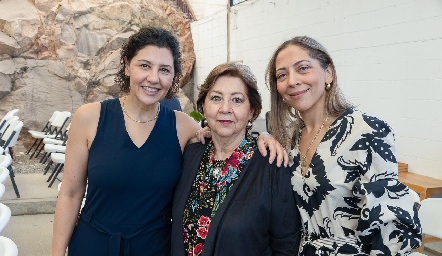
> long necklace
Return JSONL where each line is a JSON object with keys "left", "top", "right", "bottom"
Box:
{"left": 121, "top": 96, "right": 160, "bottom": 123}
{"left": 300, "top": 115, "right": 329, "bottom": 168}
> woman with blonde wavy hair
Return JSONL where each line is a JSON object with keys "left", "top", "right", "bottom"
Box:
{"left": 265, "top": 36, "right": 421, "bottom": 255}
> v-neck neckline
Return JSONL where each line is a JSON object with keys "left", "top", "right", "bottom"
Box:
{"left": 119, "top": 100, "right": 161, "bottom": 149}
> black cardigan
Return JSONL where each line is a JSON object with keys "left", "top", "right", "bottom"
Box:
{"left": 172, "top": 142, "right": 301, "bottom": 256}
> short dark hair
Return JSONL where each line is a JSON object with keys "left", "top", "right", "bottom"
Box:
{"left": 115, "top": 27, "right": 182, "bottom": 98}
{"left": 197, "top": 62, "right": 262, "bottom": 122}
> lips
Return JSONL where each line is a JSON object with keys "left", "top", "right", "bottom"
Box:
{"left": 141, "top": 86, "right": 160, "bottom": 93}
{"left": 218, "top": 120, "right": 233, "bottom": 125}
{"left": 289, "top": 88, "right": 309, "bottom": 98}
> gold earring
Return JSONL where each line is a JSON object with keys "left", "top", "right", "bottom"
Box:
{"left": 325, "top": 83, "right": 332, "bottom": 91}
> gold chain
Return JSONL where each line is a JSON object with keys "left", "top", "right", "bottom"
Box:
{"left": 121, "top": 96, "right": 160, "bottom": 123}
{"left": 300, "top": 115, "right": 329, "bottom": 169}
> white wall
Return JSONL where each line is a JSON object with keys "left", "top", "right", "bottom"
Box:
{"left": 191, "top": 0, "right": 442, "bottom": 179}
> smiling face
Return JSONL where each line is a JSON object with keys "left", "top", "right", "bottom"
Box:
{"left": 203, "top": 75, "right": 253, "bottom": 141}
{"left": 125, "top": 45, "right": 174, "bottom": 105}
{"left": 275, "top": 44, "right": 333, "bottom": 116}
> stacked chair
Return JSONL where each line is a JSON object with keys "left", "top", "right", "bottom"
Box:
{"left": 27, "top": 111, "right": 71, "bottom": 188}
{"left": 27, "top": 111, "right": 71, "bottom": 159}
{"left": 0, "top": 186, "right": 17, "bottom": 256}
{"left": 0, "top": 109, "right": 19, "bottom": 256}
{"left": 0, "top": 110, "right": 24, "bottom": 199}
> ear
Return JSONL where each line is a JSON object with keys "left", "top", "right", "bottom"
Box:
{"left": 124, "top": 57, "right": 130, "bottom": 76}
{"left": 248, "top": 109, "right": 254, "bottom": 122}
{"left": 325, "top": 65, "right": 334, "bottom": 84}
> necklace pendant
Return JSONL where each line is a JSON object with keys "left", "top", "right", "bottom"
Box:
{"left": 301, "top": 158, "right": 307, "bottom": 168}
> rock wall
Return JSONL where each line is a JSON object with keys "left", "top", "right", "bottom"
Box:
{"left": 0, "top": 0, "right": 196, "bottom": 134}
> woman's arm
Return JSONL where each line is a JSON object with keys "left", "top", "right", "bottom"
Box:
{"left": 352, "top": 116, "right": 421, "bottom": 255}
{"left": 174, "top": 111, "right": 202, "bottom": 152}
{"left": 51, "top": 103, "right": 99, "bottom": 256}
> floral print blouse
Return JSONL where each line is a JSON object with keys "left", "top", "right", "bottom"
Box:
{"left": 289, "top": 108, "right": 422, "bottom": 255}
{"left": 182, "top": 133, "right": 256, "bottom": 255}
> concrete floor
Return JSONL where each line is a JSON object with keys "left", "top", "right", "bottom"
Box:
{"left": 2, "top": 214, "right": 54, "bottom": 256}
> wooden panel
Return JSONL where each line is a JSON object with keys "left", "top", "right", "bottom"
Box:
{"left": 398, "top": 172, "right": 442, "bottom": 201}
{"left": 398, "top": 162, "right": 408, "bottom": 172}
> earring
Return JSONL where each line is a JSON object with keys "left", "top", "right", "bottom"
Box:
{"left": 202, "top": 119, "right": 208, "bottom": 128}
{"left": 246, "top": 120, "right": 253, "bottom": 130}
{"left": 325, "top": 83, "right": 332, "bottom": 91}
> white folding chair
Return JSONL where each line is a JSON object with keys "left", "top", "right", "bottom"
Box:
{"left": 0, "top": 184, "right": 5, "bottom": 199}
{"left": 26, "top": 111, "right": 60, "bottom": 157}
{"left": 27, "top": 111, "right": 59, "bottom": 137}
{"left": 0, "top": 116, "right": 19, "bottom": 141}
{"left": 0, "top": 109, "right": 19, "bottom": 136}
{"left": 39, "top": 123, "right": 70, "bottom": 164}
{"left": 29, "top": 111, "right": 71, "bottom": 159}
{"left": 0, "top": 121, "right": 24, "bottom": 156}
{"left": 47, "top": 153, "right": 65, "bottom": 188}
{"left": 0, "top": 167, "right": 8, "bottom": 184}
{"left": 0, "top": 203, "right": 11, "bottom": 234}
{"left": 409, "top": 198, "right": 442, "bottom": 255}
{"left": 0, "top": 155, "right": 19, "bottom": 198}
{"left": 0, "top": 236, "right": 18, "bottom": 256}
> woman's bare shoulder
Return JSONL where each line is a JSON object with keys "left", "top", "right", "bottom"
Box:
{"left": 73, "top": 102, "right": 101, "bottom": 123}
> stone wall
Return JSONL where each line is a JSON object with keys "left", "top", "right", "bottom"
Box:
{"left": 0, "top": 0, "right": 195, "bottom": 135}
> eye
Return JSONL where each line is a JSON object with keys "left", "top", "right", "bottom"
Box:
{"left": 210, "top": 95, "right": 222, "bottom": 102}
{"left": 276, "top": 73, "right": 287, "bottom": 81}
{"left": 232, "top": 97, "right": 243, "bottom": 104}
{"left": 160, "top": 68, "right": 171, "bottom": 74}
{"left": 139, "top": 64, "right": 150, "bottom": 69}
{"left": 298, "top": 66, "right": 310, "bottom": 73}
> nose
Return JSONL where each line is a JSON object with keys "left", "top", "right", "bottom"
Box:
{"left": 146, "top": 68, "right": 160, "bottom": 84}
{"left": 287, "top": 71, "right": 300, "bottom": 87}
{"left": 219, "top": 99, "right": 231, "bottom": 113}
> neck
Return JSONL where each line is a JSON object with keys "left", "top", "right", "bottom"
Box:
{"left": 123, "top": 95, "right": 159, "bottom": 120}
{"left": 211, "top": 132, "right": 246, "bottom": 160}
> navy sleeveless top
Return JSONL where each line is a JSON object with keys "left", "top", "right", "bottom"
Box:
{"left": 68, "top": 98, "right": 181, "bottom": 256}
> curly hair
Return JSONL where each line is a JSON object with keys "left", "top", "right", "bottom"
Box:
{"left": 196, "top": 62, "right": 262, "bottom": 122}
{"left": 265, "top": 36, "right": 352, "bottom": 148}
{"left": 114, "top": 27, "right": 182, "bottom": 99}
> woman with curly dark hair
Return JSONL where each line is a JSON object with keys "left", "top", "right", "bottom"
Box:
{"left": 51, "top": 27, "right": 202, "bottom": 256}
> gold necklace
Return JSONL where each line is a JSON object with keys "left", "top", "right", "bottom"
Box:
{"left": 300, "top": 115, "right": 329, "bottom": 168}
{"left": 121, "top": 96, "right": 160, "bottom": 123}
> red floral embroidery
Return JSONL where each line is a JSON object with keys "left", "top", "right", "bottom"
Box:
{"left": 198, "top": 216, "right": 210, "bottom": 227}
{"left": 197, "top": 227, "right": 208, "bottom": 239}
{"left": 183, "top": 228, "right": 189, "bottom": 243}
{"left": 199, "top": 182, "right": 206, "bottom": 195}
{"left": 229, "top": 152, "right": 240, "bottom": 168}
{"left": 193, "top": 243, "right": 203, "bottom": 255}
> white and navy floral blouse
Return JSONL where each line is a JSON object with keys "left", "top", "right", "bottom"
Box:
{"left": 289, "top": 108, "right": 422, "bottom": 255}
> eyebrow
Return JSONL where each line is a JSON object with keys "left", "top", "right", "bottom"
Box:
{"left": 209, "top": 90, "right": 244, "bottom": 96}
{"left": 276, "top": 59, "right": 311, "bottom": 72}
{"left": 137, "top": 59, "right": 173, "bottom": 68}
